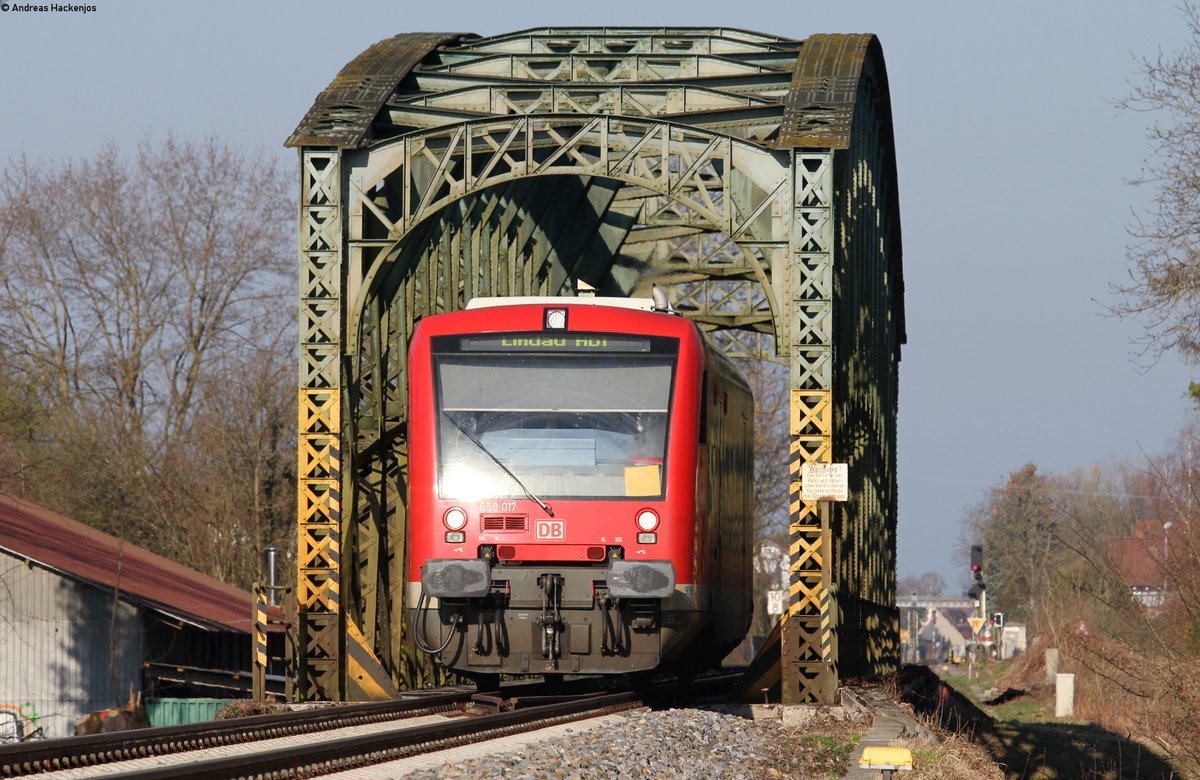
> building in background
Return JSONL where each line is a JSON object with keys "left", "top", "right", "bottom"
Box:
{"left": 0, "top": 494, "right": 285, "bottom": 739}
{"left": 998, "top": 624, "right": 1027, "bottom": 660}
{"left": 1108, "top": 519, "right": 1175, "bottom": 608}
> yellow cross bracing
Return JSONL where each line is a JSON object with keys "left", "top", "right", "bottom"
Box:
{"left": 287, "top": 28, "right": 903, "bottom": 703}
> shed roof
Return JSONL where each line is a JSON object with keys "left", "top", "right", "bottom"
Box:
{"left": 0, "top": 493, "right": 282, "bottom": 633}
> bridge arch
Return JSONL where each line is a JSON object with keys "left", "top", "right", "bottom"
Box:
{"left": 346, "top": 116, "right": 788, "bottom": 343}
{"left": 288, "top": 28, "right": 903, "bottom": 704}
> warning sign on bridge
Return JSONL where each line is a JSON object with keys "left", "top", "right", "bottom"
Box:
{"left": 801, "top": 463, "right": 849, "bottom": 502}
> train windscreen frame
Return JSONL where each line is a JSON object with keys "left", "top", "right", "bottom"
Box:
{"left": 431, "top": 332, "right": 679, "bottom": 501}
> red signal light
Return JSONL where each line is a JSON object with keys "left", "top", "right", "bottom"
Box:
{"left": 970, "top": 544, "right": 983, "bottom": 572}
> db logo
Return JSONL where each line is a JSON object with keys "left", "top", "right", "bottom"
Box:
{"left": 535, "top": 520, "right": 565, "bottom": 540}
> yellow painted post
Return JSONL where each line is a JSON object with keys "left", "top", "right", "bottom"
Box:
{"left": 253, "top": 584, "right": 268, "bottom": 702}
{"left": 297, "top": 386, "right": 342, "bottom": 698}
{"left": 780, "top": 389, "right": 837, "bottom": 702}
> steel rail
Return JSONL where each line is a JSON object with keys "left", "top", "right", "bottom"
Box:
{"left": 102, "top": 673, "right": 737, "bottom": 780}
{"left": 51, "top": 673, "right": 733, "bottom": 780}
{"left": 0, "top": 687, "right": 479, "bottom": 777}
{"left": 110, "top": 691, "right": 640, "bottom": 780}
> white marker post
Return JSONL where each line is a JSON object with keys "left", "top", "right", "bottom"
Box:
{"left": 1055, "top": 673, "right": 1075, "bottom": 718}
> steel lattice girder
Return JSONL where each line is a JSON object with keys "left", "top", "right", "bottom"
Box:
{"left": 288, "top": 27, "right": 903, "bottom": 704}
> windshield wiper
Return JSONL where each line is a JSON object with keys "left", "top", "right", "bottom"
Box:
{"left": 443, "top": 413, "right": 555, "bottom": 517}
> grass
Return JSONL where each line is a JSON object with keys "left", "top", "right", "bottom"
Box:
{"left": 756, "top": 718, "right": 862, "bottom": 778}
{"left": 939, "top": 663, "right": 1005, "bottom": 708}
{"left": 899, "top": 730, "right": 1004, "bottom": 780}
{"left": 990, "top": 697, "right": 1046, "bottom": 722}
{"left": 936, "top": 660, "right": 1183, "bottom": 779}
{"left": 755, "top": 679, "right": 998, "bottom": 779}
{"left": 758, "top": 659, "right": 1191, "bottom": 779}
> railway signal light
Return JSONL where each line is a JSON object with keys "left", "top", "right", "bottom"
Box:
{"left": 968, "top": 545, "right": 986, "bottom": 599}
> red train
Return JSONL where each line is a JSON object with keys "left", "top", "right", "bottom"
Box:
{"left": 406, "top": 296, "right": 753, "bottom": 680}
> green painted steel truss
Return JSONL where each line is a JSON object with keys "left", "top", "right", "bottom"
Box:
{"left": 287, "top": 27, "right": 904, "bottom": 703}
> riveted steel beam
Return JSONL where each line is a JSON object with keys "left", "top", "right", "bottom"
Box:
{"left": 421, "top": 53, "right": 776, "bottom": 82}
{"left": 403, "top": 85, "right": 775, "bottom": 115}
{"left": 289, "top": 28, "right": 902, "bottom": 704}
{"left": 407, "top": 71, "right": 796, "bottom": 101}
{"left": 453, "top": 27, "right": 797, "bottom": 55}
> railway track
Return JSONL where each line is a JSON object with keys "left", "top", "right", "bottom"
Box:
{"left": 0, "top": 674, "right": 736, "bottom": 779}
{"left": 0, "top": 685, "right": 477, "bottom": 778}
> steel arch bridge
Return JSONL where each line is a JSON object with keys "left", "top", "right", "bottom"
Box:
{"left": 286, "top": 27, "right": 904, "bottom": 704}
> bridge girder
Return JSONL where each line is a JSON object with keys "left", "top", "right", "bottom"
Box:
{"left": 288, "top": 27, "right": 903, "bottom": 703}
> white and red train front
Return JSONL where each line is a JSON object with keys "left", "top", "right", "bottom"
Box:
{"left": 406, "top": 297, "right": 753, "bottom": 678}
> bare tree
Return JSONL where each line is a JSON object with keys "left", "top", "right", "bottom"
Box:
{"left": 0, "top": 135, "right": 295, "bottom": 585}
{"left": 734, "top": 355, "right": 791, "bottom": 635}
{"left": 1096, "top": 14, "right": 1200, "bottom": 758}
{"left": 1113, "top": 2, "right": 1200, "bottom": 363}
{"left": 963, "top": 446, "right": 1200, "bottom": 770}
{"left": 897, "top": 572, "right": 946, "bottom": 597}
{"left": 1043, "top": 441, "right": 1200, "bottom": 773}
{"left": 152, "top": 337, "right": 295, "bottom": 585}
{"left": 736, "top": 356, "right": 791, "bottom": 539}
{"left": 0, "top": 136, "right": 291, "bottom": 441}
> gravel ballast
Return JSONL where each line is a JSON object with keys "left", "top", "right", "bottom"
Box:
{"left": 399, "top": 706, "right": 859, "bottom": 779}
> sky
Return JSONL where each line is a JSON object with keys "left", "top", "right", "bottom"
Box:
{"left": 1, "top": 0, "right": 1194, "bottom": 589}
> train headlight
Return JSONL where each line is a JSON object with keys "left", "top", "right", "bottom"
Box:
{"left": 635, "top": 509, "right": 659, "bottom": 532}
{"left": 544, "top": 307, "right": 568, "bottom": 329}
{"left": 443, "top": 507, "right": 468, "bottom": 531}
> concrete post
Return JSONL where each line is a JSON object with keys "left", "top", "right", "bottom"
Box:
{"left": 1055, "top": 673, "right": 1075, "bottom": 718}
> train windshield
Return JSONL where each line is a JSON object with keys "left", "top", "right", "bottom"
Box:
{"left": 433, "top": 333, "right": 678, "bottom": 500}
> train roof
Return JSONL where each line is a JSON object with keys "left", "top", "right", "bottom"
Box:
{"left": 465, "top": 295, "right": 662, "bottom": 312}
{"left": 421, "top": 296, "right": 699, "bottom": 340}
{"left": 413, "top": 295, "right": 725, "bottom": 353}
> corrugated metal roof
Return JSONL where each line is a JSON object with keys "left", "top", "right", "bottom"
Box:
{"left": 0, "top": 493, "right": 283, "bottom": 633}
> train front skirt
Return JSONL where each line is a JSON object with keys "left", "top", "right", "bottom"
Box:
{"left": 405, "top": 566, "right": 711, "bottom": 676}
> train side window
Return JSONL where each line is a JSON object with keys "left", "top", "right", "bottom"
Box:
{"left": 699, "top": 372, "right": 708, "bottom": 444}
